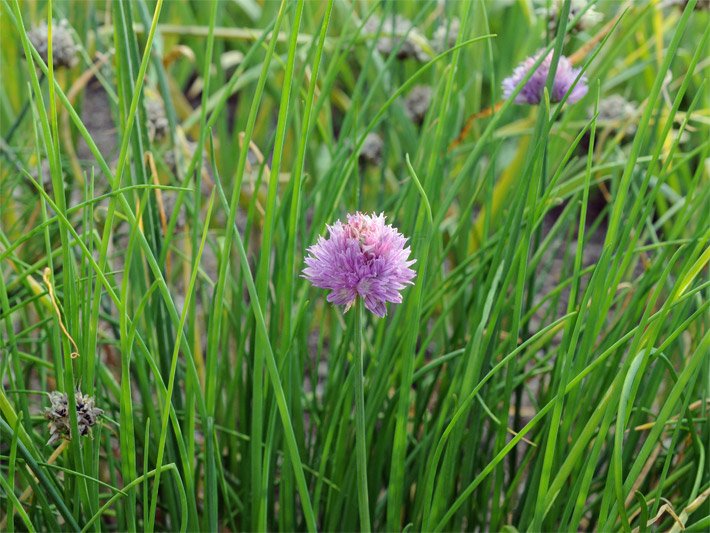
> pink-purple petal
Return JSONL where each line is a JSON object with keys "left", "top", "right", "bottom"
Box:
{"left": 502, "top": 51, "right": 588, "bottom": 106}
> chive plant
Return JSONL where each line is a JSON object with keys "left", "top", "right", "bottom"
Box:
{"left": 1, "top": 0, "right": 708, "bottom": 531}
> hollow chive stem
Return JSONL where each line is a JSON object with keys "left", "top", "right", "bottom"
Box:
{"left": 5, "top": 73, "right": 46, "bottom": 144}
{"left": 353, "top": 297, "right": 371, "bottom": 532}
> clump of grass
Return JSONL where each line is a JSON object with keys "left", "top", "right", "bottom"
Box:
{"left": 1, "top": 1, "right": 708, "bottom": 532}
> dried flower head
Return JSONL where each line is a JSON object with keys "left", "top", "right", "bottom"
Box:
{"left": 365, "top": 15, "right": 430, "bottom": 62}
{"left": 591, "top": 94, "right": 638, "bottom": 136}
{"left": 303, "top": 212, "right": 416, "bottom": 317}
{"left": 145, "top": 96, "right": 169, "bottom": 143}
{"left": 27, "top": 19, "right": 78, "bottom": 69}
{"left": 163, "top": 140, "right": 214, "bottom": 195}
{"left": 405, "top": 85, "right": 433, "bottom": 125}
{"left": 539, "top": 0, "right": 603, "bottom": 35}
{"left": 359, "top": 133, "right": 384, "bottom": 167}
{"left": 502, "top": 51, "right": 588, "bottom": 105}
{"left": 433, "top": 17, "right": 460, "bottom": 52}
{"left": 688, "top": 0, "right": 710, "bottom": 10}
{"left": 45, "top": 390, "right": 103, "bottom": 445}
{"left": 663, "top": 0, "right": 710, "bottom": 11}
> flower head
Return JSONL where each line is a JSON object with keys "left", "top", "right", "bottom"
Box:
{"left": 664, "top": 0, "right": 710, "bottom": 12}
{"left": 365, "top": 15, "right": 430, "bottom": 62}
{"left": 502, "top": 51, "right": 588, "bottom": 105}
{"left": 163, "top": 136, "right": 214, "bottom": 194}
{"left": 591, "top": 94, "right": 638, "bottom": 136}
{"left": 145, "top": 95, "right": 169, "bottom": 143}
{"left": 405, "top": 85, "right": 433, "bottom": 125}
{"left": 303, "top": 212, "right": 416, "bottom": 317}
{"left": 27, "top": 19, "right": 78, "bottom": 69}
{"left": 359, "top": 133, "right": 384, "bottom": 167}
{"left": 538, "top": 0, "right": 603, "bottom": 36}
{"left": 433, "top": 17, "right": 460, "bottom": 52}
{"left": 45, "top": 389, "right": 103, "bottom": 446}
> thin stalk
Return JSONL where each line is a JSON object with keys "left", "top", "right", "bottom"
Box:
{"left": 2, "top": 73, "right": 44, "bottom": 143}
{"left": 353, "top": 298, "right": 371, "bottom": 532}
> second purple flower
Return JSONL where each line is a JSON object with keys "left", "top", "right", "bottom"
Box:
{"left": 502, "top": 51, "right": 588, "bottom": 105}
{"left": 303, "top": 212, "right": 416, "bottom": 317}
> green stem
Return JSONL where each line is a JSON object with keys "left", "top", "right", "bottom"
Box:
{"left": 353, "top": 298, "right": 371, "bottom": 532}
{"left": 3, "top": 73, "right": 45, "bottom": 144}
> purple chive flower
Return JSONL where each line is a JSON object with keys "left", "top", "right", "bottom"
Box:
{"left": 303, "top": 212, "right": 416, "bottom": 317}
{"left": 502, "top": 51, "right": 588, "bottom": 105}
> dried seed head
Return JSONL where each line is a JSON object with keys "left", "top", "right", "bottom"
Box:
{"left": 45, "top": 390, "right": 103, "bottom": 446}
{"left": 689, "top": 0, "right": 710, "bottom": 9}
{"left": 539, "top": 0, "right": 603, "bottom": 36}
{"left": 591, "top": 94, "right": 638, "bottom": 136}
{"left": 664, "top": 0, "right": 710, "bottom": 10}
{"left": 163, "top": 141, "right": 214, "bottom": 195}
{"left": 27, "top": 19, "right": 78, "bottom": 69}
{"left": 433, "top": 17, "right": 460, "bottom": 52}
{"left": 405, "top": 85, "right": 433, "bottom": 125}
{"left": 145, "top": 97, "right": 169, "bottom": 143}
{"left": 365, "top": 15, "right": 430, "bottom": 62}
{"left": 359, "top": 133, "right": 384, "bottom": 167}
